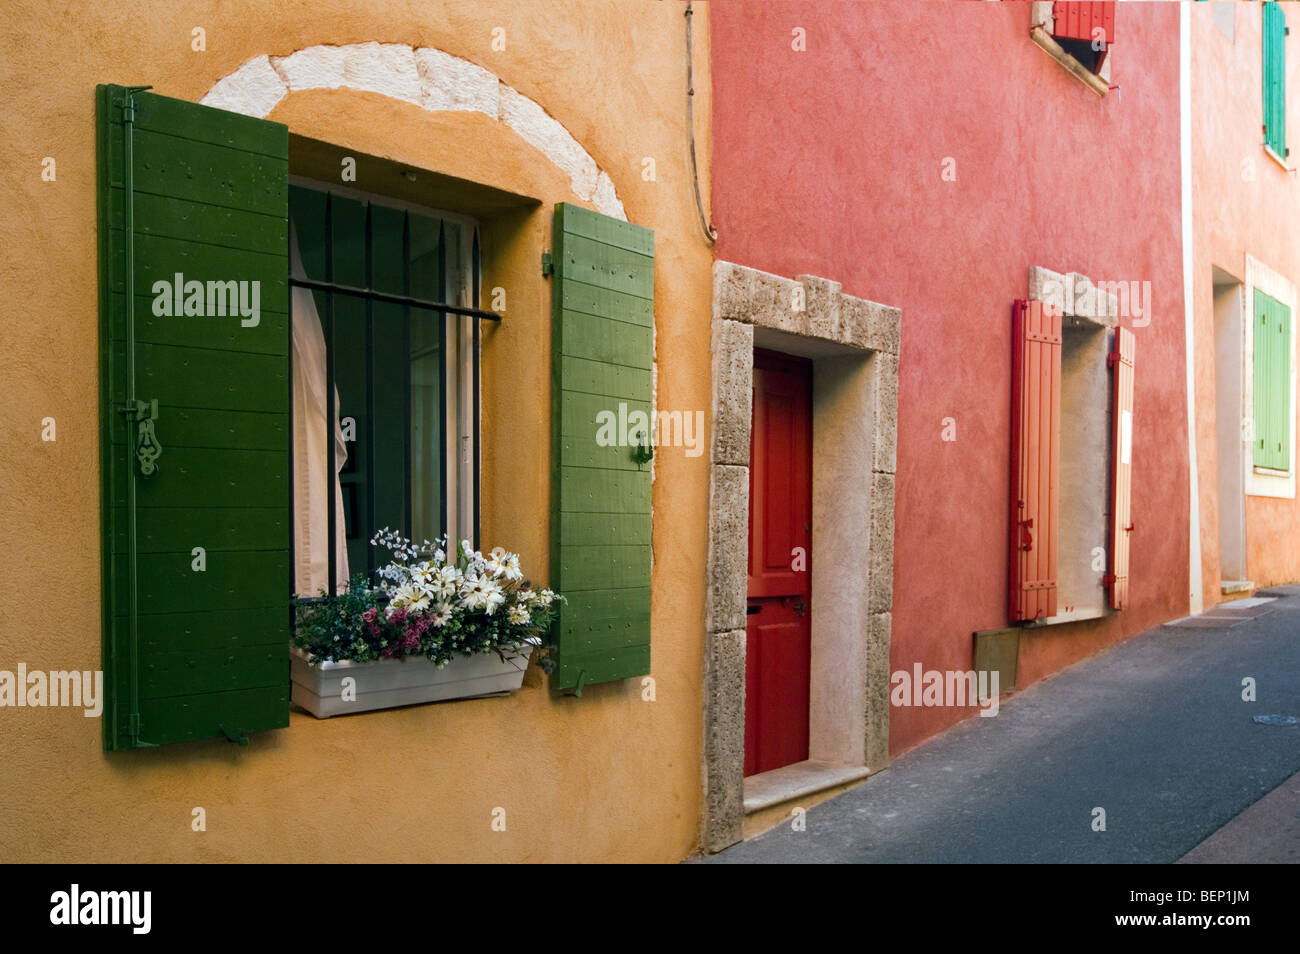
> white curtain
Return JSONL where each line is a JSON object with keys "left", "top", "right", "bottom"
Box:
{"left": 290, "top": 220, "right": 350, "bottom": 595}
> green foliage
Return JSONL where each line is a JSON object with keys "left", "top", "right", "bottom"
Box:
{"left": 292, "top": 533, "right": 561, "bottom": 672}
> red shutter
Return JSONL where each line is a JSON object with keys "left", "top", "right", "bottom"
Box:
{"left": 1010, "top": 300, "right": 1062, "bottom": 622}
{"left": 1052, "top": 2, "right": 1116, "bottom": 45}
{"left": 1106, "top": 328, "right": 1135, "bottom": 610}
{"left": 1052, "top": 2, "right": 1116, "bottom": 70}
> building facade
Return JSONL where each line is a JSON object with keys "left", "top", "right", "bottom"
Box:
{"left": 705, "top": 0, "right": 1188, "bottom": 849}
{"left": 1191, "top": 1, "right": 1300, "bottom": 609}
{"left": 3, "top": 0, "right": 1297, "bottom": 864}
{"left": 1, "top": 0, "right": 714, "bottom": 863}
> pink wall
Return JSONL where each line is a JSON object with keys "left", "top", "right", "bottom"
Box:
{"left": 1191, "top": 3, "right": 1300, "bottom": 605}
{"left": 710, "top": 0, "right": 1188, "bottom": 754}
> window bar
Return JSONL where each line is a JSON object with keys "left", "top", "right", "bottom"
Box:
{"left": 438, "top": 219, "right": 449, "bottom": 547}
{"left": 286, "top": 277, "right": 501, "bottom": 322}
{"left": 472, "top": 225, "right": 482, "bottom": 550}
{"left": 324, "top": 190, "right": 337, "bottom": 600}
{"left": 365, "top": 199, "right": 376, "bottom": 579}
{"left": 403, "top": 209, "right": 413, "bottom": 546}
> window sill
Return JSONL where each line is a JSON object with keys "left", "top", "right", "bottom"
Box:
{"left": 1024, "top": 606, "right": 1111, "bottom": 627}
{"left": 1252, "top": 465, "right": 1291, "bottom": 478}
{"left": 1263, "top": 143, "right": 1291, "bottom": 172}
{"left": 1029, "top": 25, "right": 1109, "bottom": 97}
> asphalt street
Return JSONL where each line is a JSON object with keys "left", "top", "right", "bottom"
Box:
{"left": 705, "top": 588, "right": 1300, "bottom": 863}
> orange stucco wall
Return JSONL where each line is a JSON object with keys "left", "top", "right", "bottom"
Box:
{"left": 0, "top": 0, "right": 713, "bottom": 862}
{"left": 1192, "top": 2, "right": 1300, "bottom": 606}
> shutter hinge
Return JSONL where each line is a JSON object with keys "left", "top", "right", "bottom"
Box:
{"left": 218, "top": 724, "right": 250, "bottom": 745}
{"left": 1107, "top": 351, "right": 1121, "bottom": 368}
{"left": 1102, "top": 573, "right": 1116, "bottom": 588}
{"left": 541, "top": 251, "right": 554, "bottom": 277}
{"left": 127, "top": 712, "right": 156, "bottom": 748}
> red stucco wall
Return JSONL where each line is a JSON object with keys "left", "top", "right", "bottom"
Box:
{"left": 710, "top": 0, "right": 1188, "bottom": 754}
{"left": 1191, "top": 3, "right": 1300, "bottom": 605}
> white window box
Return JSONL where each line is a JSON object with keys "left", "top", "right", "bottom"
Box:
{"left": 290, "top": 645, "right": 533, "bottom": 718}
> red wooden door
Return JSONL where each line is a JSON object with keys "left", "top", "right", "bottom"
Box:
{"left": 745, "top": 350, "right": 813, "bottom": 777}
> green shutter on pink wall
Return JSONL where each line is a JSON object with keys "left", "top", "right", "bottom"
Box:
{"left": 1253, "top": 289, "right": 1291, "bottom": 472}
{"left": 1264, "top": 1, "right": 1288, "bottom": 158}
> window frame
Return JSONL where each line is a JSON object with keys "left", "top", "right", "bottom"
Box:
{"left": 1029, "top": 1, "right": 1114, "bottom": 97}
{"left": 1263, "top": 0, "right": 1289, "bottom": 168}
{"left": 1244, "top": 255, "right": 1297, "bottom": 497}
{"left": 287, "top": 175, "right": 482, "bottom": 598}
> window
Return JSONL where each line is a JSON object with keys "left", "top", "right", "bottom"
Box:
{"left": 1010, "top": 269, "right": 1135, "bottom": 623}
{"left": 97, "top": 84, "right": 655, "bottom": 748}
{"left": 1263, "top": 1, "right": 1288, "bottom": 163}
{"left": 287, "top": 182, "right": 480, "bottom": 599}
{"left": 1252, "top": 289, "right": 1291, "bottom": 472}
{"left": 1050, "top": 1, "right": 1114, "bottom": 74}
{"left": 1029, "top": 1, "right": 1116, "bottom": 95}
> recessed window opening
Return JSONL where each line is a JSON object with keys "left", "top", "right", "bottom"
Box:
{"left": 288, "top": 178, "right": 480, "bottom": 600}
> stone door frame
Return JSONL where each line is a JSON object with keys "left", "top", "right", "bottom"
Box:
{"left": 703, "top": 262, "right": 901, "bottom": 852}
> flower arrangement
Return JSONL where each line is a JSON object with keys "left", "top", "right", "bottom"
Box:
{"left": 293, "top": 528, "right": 561, "bottom": 673}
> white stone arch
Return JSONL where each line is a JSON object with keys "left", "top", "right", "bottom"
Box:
{"left": 200, "top": 42, "right": 626, "bottom": 220}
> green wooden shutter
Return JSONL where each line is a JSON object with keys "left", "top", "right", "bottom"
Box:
{"left": 98, "top": 85, "right": 290, "bottom": 749}
{"left": 549, "top": 203, "right": 653, "bottom": 693}
{"left": 1264, "top": 1, "right": 1287, "bottom": 158}
{"left": 1253, "top": 289, "right": 1291, "bottom": 472}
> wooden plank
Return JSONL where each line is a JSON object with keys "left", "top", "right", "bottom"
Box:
{"left": 109, "top": 341, "right": 288, "bottom": 413}
{"left": 559, "top": 355, "right": 653, "bottom": 400}
{"left": 559, "top": 201, "right": 654, "bottom": 256}
{"left": 107, "top": 188, "right": 287, "bottom": 254}
{"left": 127, "top": 607, "right": 288, "bottom": 653}
{"left": 132, "top": 90, "right": 289, "bottom": 159}
{"left": 559, "top": 390, "right": 652, "bottom": 439}
{"left": 104, "top": 229, "right": 288, "bottom": 305}
{"left": 558, "top": 466, "right": 650, "bottom": 515}
{"left": 114, "top": 550, "right": 288, "bottom": 614}
{"left": 129, "top": 446, "right": 289, "bottom": 510}
{"left": 109, "top": 293, "right": 287, "bottom": 355}
{"left": 558, "top": 233, "right": 654, "bottom": 300}
{"left": 103, "top": 122, "right": 288, "bottom": 215}
{"left": 558, "top": 284, "right": 654, "bottom": 327}
{"left": 140, "top": 644, "right": 287, "bottom": 700}
{"left": 112, "top": 505, "right": 288, "bottom": 553}
{"left": 110, "top": 406, "right": 287, "bottom": 451}
{"left": 559, "top": 310, "right": 653, "bottom": 367}
{"left": 559, "top": 513, "right": 652, "bottom": 547}
{"left": 560, "top": 544, "right": 653, "bottom": 592}
{"left": 553, "top": 644, "right": 651, "bottom": 689}
{"left": 137, "top": 685, "right": 289, "bottom": 746}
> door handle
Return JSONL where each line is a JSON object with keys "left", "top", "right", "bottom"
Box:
{"left": 785, "top": 596, "right": 807, "bottom": 617}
